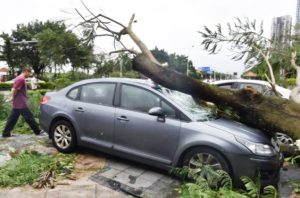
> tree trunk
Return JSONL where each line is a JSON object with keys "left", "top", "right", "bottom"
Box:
{"left": 133, "top": 54, "right": 300, "bottom": 139}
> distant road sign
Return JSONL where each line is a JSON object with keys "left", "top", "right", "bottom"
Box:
{"left": 200, "top": 67, "right": 211, "bottom": 72}
{"left": 199, "top": 66, "right": 214, "bottom": 74}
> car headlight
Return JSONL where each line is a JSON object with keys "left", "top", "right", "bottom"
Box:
{"left": 236, "top": 137, "right": 276, "bottom": 156}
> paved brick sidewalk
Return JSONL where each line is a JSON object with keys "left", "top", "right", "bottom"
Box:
{"left": 0, "top": 184, "right": 126, "bottom": 198}
{"left": 91, "top": 159, "right": 180, "bottom": 198}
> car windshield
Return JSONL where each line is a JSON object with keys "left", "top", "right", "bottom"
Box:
{"left": 157, "top": 86, "right": 216, "bottom": 121}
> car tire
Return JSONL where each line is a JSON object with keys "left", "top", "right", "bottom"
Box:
{"left": 182, "top": 147, "right": 230, "bottom": 174}
{"left": 51, "top": 120, "right": 76, "bottom": 153}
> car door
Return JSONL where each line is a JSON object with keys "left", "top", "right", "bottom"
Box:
{"left": 72, "top": 83, "right": 116, "bottom": 149}
{"left": 114, "top": 84, "right": 181, "bottom": 165}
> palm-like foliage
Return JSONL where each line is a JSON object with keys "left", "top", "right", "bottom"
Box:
{"left": 199, "top": 18, "right": 279, "bottom": 92}
{"left": 171, "top": 165, "right": 278, "bottom": 198}
{"left": 199, "top": 18, "right": 269, "bottom": 66}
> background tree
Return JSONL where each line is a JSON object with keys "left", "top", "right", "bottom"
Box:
{"left": 93, "top": 53, "right": 139, "bottom": 78}
{"left": 0, "top": 20, "right": 93, "bottom": 76}
{"left": 0, "top": 33, "right": 17, "bottom": 76}
{"left": 151, "top": 47, "right": 200, "bottom": 78}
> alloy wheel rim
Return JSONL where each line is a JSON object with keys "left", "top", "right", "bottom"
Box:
{"left": 54, "top": 125, "right": 72, "bottom": 149}
{"left": 276, "top": 133, "right": 293, "bottom": 145}
{"left": 188, "top": 153, "right": 222, "bottom": 170}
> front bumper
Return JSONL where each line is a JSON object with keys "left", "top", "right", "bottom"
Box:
{"left": 227, "top": 152, "right": 283, "bottom": 187}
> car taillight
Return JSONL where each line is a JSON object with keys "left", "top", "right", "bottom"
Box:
{"left": 41, "top": 96, "right": 50, "bottom": 104}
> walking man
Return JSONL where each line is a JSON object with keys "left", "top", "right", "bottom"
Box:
{"left": 2, "top": 67, "right": 45, "bottom": 137}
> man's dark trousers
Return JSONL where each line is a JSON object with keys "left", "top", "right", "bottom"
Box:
{"left": 2, "top": 108, "right": 40, "bottom": 136}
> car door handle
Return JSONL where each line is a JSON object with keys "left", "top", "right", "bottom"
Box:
{"left": 75, "top": 107, "right": 85, "bottom": 112}
{"left": 117, "top": 116, "right": 129, "bottom": 122}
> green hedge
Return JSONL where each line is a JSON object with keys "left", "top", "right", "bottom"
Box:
{"left": 0, "top": 82, "right": 54, "bottom": 91}
{"left": 0, "top": 83, "right": 12, "bottom": 91}
{"left": 37, "top": 82, "right": 55, "bottom": 90}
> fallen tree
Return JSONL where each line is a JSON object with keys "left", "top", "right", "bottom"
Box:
{"left": 76, "top": 6, "right": 300, "bottom": 139}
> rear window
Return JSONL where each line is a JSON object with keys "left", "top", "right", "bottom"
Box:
{"left": 67, "top": 88, "right": 79, "bottom": 100}
{"left": 80, "top": 83, "right": 115, "bottom": 106}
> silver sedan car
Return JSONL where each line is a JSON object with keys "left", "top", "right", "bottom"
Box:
{"left": 40, "top": 78, "right": 282, "bottom": 186}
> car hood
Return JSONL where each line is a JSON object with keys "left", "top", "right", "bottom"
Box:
{"left": 203, "top": 118, "right": 271, "bottom": 143}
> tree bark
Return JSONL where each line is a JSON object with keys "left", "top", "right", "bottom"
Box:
{"left": 133, "top": 54, "right": 300, "bottom": 139}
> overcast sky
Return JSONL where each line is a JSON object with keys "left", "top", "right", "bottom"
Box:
{"left": 0, "top": 0, "right": 297, "bottom": 75}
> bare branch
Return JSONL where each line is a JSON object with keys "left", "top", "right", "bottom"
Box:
{"left": 76, "top": 8, "right": 161, "bottom": 65}
{"left": 251, "top": 45, "right": 276, "bottom": 85}
{"left": 109, "top": 49, "right": 138, "bottom": 55}
{"left": 92, "top": 14, "right": 126, "bottom": 28}
{"left": 75, "top": 8, "right": 88, "bottom": 22}
{"left": 94, "top": 34, "right": 115, "bottom": 38}
{"left": 81, "top": 0, "right": 110, "bottom": 31}
{"left": 291, "top": 51, "right": 300, "bottom": 70}
{"left": 264, "top": 73, "right": 271, "bottom": 84}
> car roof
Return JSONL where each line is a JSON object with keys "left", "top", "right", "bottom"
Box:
{"left": 209, "top": 79, "right": 291, "bottom": 98}
{"left": 71, "top": 78, "right": 156, "bottom": 88}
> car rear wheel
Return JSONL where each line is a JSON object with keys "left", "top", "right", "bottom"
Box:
{"left": 51, "top": 120, "right": 76, "bottom": 153}
{"left": 182, "top": 147, "right": 230, "bottom": 173}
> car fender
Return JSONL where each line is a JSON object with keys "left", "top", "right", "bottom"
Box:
{"left": 50, "top": 111, "right": 80, "bottom": 142}
{"left": 172, "top": 133, "right": 248, "bottom": 166}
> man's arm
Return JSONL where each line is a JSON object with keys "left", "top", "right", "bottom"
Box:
{"left": 10, "top": 88, "right": 17, "bottom": 101}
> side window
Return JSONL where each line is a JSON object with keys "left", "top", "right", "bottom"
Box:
{"left": 67, "top": 88, "right": 79, "bottom": 100}
{"left": 239, "top": 83, "right": 264, "bottom": 93}
{"left": 80, "top": 83, "right": 115, "bottom": 106}
{"left": 263, "top": 87, "right": 281, "bottom": 97}
{"left": 121, "top": 85, "right": 160, "bottom": 113}
{"left": 217, "top": 83, "right": 234, "bottom": 89}
{"left": 161, "top": 101, "right": 177, "bottom": 119}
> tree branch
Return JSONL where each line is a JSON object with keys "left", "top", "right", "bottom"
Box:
{"left": 126, "top": 14, "right": 161, "bottom": 65}
{"left": 109, "top": 49, "right": 138, "bottom": 55}
{"left": 291, "top": 51, "right": 300, "bottom": 70}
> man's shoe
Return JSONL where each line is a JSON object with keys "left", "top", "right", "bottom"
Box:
{"left": 36, "top": 130, "right": 47, "bottom": 136}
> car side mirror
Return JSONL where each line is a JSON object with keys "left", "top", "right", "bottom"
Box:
{"left": 148, "top": 107, "right": 166, "bottom": 122}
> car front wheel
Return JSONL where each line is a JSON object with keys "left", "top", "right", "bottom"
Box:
{"left": 51, "top": 120, "right": 76, "bottom": 153}
{"left": 182, "top": 147, "right": 230, "bottom": 173}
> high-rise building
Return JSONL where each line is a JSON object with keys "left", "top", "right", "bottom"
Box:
{"left": 296, "top": 0, "right": 300, "bottom": 34}
{"left": 271, "top": 15, "right": 292, "bottom": 48}
{"left": 297, "top": 0, "right": 300, "bottom": 24}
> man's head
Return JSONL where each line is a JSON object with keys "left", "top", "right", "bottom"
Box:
{"left": 22, "top": 67, "right": 32, "bottom": 78}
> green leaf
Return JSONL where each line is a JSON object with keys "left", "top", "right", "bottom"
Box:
{"left": 262, "top": 185, "right": 278, "bottom": 198}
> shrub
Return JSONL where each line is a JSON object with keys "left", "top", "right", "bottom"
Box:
{"left": 109, "top": 71, "right": 140, "bottom": 78}
{"left": 0, "top": 90, "right": 43, "bottom": 134}
{"left": 171, "top": 166, "right": 278, "bottom": 198}
{"left": 0, "top": 150, "right": 76, "bottom": 188}
{"left": 27, "top": 90, "right": 43, "bottom": 118}
{"left": 38, "top": 82, "right": 55, "bottom": 90}
{"left": 0, "top": 94, "right": 10, "bottom": 120}
{"left": 52, "top": 77, "right": 73, "bottom": 90}
{"left": 0, "top": 82, "right": 54, "bottom": 91}
{"left": 286, "top": 78, "right": 296, "bottom": 87}
{"left": 0, "top": 83, "right": 12, "bottom": 91}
